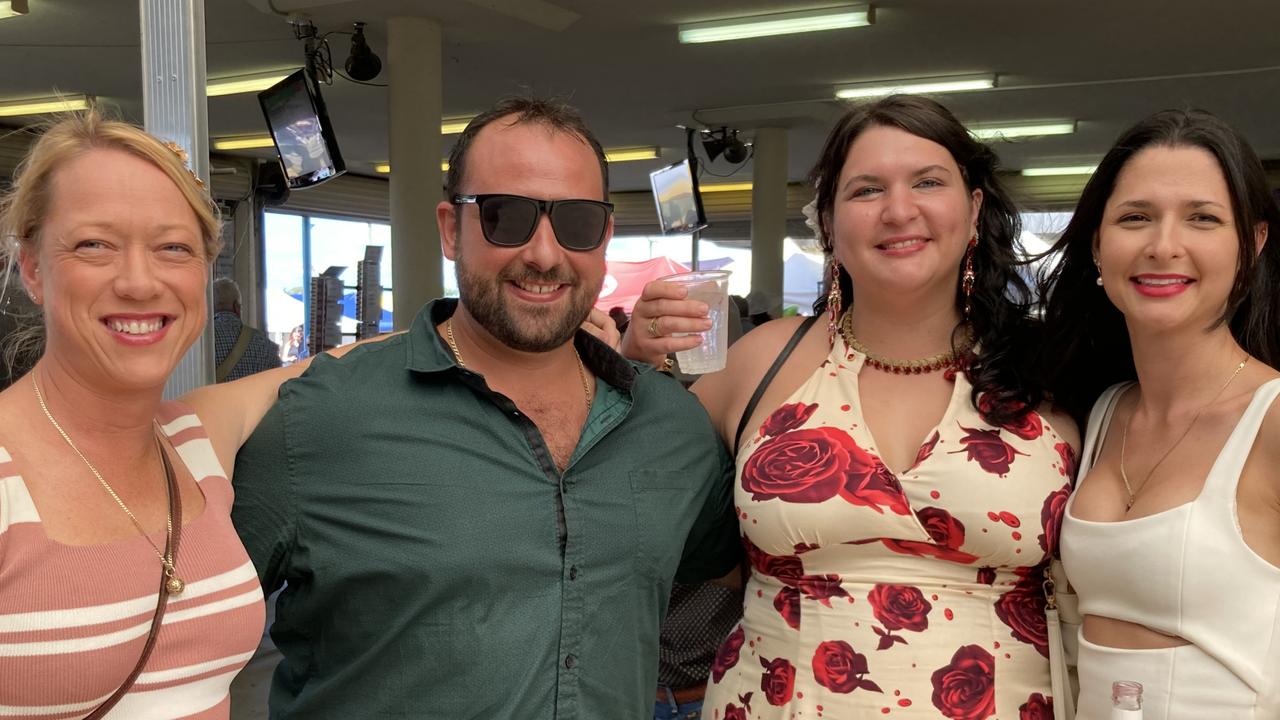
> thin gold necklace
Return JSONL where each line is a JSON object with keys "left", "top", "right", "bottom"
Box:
{"left": 840, "top": 311, "right": 964, "bottom": 375}
{"left": 32, "top": 377, "right": 185, "bottom": 595}
{"left": 1119, "top": 356, "right": 1249, "bottom": 510}
{"left": 445, "top": 317, "right": 593, "bottom": 410}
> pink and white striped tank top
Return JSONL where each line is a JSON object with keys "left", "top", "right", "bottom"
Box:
{"left": 0, "top": 402, "right": 265, "bottom": 719}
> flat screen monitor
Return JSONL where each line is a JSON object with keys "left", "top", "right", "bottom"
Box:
{"left": 649, "top": 159, "right": 708, "bottom": 234}
{"left": 258, "top": 69, "right": 345, "bottom": 189}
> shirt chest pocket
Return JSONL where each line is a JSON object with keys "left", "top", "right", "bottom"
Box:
{"left": 627, "top": 469, "right": 706, "bottom": 579}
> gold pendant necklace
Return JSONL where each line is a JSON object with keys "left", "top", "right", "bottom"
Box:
{"left": 840, "top": 311, "right": 965, "bottom": 375}
{"left": 33, "top": 377, "right": 185, "bottom": 595}
{"left": 1119, "top": 356, "right": 1249, "bottom": 511}
{"left": 445, "top": 317, "right": 593, "bottom": 410}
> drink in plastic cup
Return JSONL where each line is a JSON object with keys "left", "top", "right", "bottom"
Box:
{"left": 661, "top": 270, "right": 731, "bottom": 374}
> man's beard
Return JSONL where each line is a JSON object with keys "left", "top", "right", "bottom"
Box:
{"left": 455, "top": 253, "right": 599, "bottom": 353}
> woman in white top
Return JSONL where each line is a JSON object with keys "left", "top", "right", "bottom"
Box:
{"left": 1039, "top": 109, "right": 1280, "bottom": 719}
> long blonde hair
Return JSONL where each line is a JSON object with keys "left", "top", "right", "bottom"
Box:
{"left": 0, "top": 109, "right": 222, "bottom": 370}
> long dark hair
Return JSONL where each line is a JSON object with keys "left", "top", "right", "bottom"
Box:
{"left": 810, "top": 94, "right": 1040, "bottom": 426}
{"left": 1039, "top": 109, "right": 1280, "bottom": 425}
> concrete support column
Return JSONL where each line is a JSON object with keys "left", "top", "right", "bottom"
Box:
{"left": 141, "top": 0, "right": 213, "bottom": 394}
{"left": 750, "top": 127, "right": 788, "bottom": 316}
{"left": 388, "top": 17, "right": 443, "bottom": 329}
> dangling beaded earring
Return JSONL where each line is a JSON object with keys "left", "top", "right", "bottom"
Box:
{"left": 826, "top": 256, "right": 843, "bottom": 346}
{"left": 962, "top": 232, "right": 978, "bottom": 318}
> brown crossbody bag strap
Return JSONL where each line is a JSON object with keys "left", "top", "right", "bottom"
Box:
{"left": 84, "top": 439, "right": 183, "bottom": 720}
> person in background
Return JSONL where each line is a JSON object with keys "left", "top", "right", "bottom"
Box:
{"left": 743, "top": 289, "right": 778, "bottom": 331}
{"left": 609, "top": 304, "right": 630, "bottom": 335}
{"left": 231, "top": 97, "right": 738, "bottom": 719}
{"left": 212, "top": 277, "right": 280, "bottom": 382}
{"left": 279, "top": 323, "right": 307, "bottom": 366}
{"left": 623, "top": 95, "right": 1079, "bottom": 719}
{"left": 1040, "top": 109, "right": 1280, "bottom": 719}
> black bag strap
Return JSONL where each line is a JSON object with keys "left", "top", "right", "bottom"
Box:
{"left": 733, "top": 314, "right": 820, "bottom": 456}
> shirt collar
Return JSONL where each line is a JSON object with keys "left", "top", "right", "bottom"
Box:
{"left": 405, "top": 298, "right": 637, "bottom": 391}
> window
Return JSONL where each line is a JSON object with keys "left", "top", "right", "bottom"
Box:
{"left": 261, "top": 211, "right": 396, "bottom": 352}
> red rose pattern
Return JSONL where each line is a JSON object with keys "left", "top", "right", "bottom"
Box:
{"left": 867, "top": 584, "right": 932, "bottom": 632}
{"left": 811, "top": 640, "right": 882, "bottom": 694}
{"left": 931, "top": 645, "right": 996, "bottom": 720}
{"left": 977, "top": 393, "right": 1044, "bottom": 441}
{"left": 761, "top": 402, "right": 819, "bottom": 438}
{"left": 711, "top": 626, "right": 746, "bottom": 683}
{"left": 723, "top": 383, "right": 1067, "bottom": 716}
{"left": 1038, "top": 483, "right": 1071, "bottom": 558}
{"left": 995, "top": 566, "right": 1049, "bottom": 658}
{"left": 1020, "top": 692, "right": 1054, "bottom": 719}
{"left": 759, "top": 656, "right": 797, "bottom": 706}
{"left": 741, "top": 427, "right": 858, "bottom": 503}
{"left": 870, "top": 506, "right": 981, "bottom": 564}
{"left": 774, "top": 586, "right": 801, "bottom": 630}
{"left": 911, "top": 430, "right": 941, "bottom": 470}
{"left": 950, "top": 424, "right": 1027, "bottom": 476}
{"left": 795, "top": 574, "right": 851, "bottom": 607}
{"left": 839, "top": 445, "right": 912, "bottom": 515}
{"left": 1055, "top": 441, "right": 1077, "bottom": 479}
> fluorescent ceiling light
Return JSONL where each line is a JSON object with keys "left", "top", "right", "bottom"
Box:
{"left": 0, "top": 0, "right": 29, "bottom": 20}
{"left": 679, "top": 4, "right": 873, "bottom": 44}
{"left": 207, "top": 69, "right": 296, "bottom": 97}
{"left": 0, "top": 94, "right": 89, "bottom": 117}
{"left": 375, "top": 162, "right": 450, "bottom": 173}
{"left": 835, "top": 73, "right": 996, "bottom": 100}
{"left": 212, "top": 135, "right": 275, "bottom": 150}
{"left": 701, "top": 182, "right": 752, "bottom": 193}
{"left": 1021, "top": 165, "right": 1097, "bottom": 177}
{"left": 604, "top": 146, "right": 660, "bottom": 163}
{"left": 441, "top": 117, "right": 474, "bottom": 135}
{"left": 969, "top": 121, "right": 1076, "bottom": 141}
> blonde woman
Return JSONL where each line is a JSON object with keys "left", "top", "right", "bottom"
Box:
{"left": 0, "top": 112, "right": 298, "bottom": 718}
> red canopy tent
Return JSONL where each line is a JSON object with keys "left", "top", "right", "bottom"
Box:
{"left": 594, "top": 256, "right": 690, "bottom": 314}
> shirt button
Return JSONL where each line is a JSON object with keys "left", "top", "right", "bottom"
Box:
{"left": 569, "top": 565, "right": 578, "bottom": 580}
{"left": 564, "top": 654, "right": 577, "bottom": 669}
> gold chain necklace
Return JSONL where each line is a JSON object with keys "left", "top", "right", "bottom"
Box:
{"left": 32, "top": 377, "right": 185, "bottom": 594}
{"left": 1119, "top": 356, "right": 1249, "bottom": 510}
{"left": 840, "top": 311, "right": 964, "bottom": 375}
{"left": 445, "top": 317, "right": 593, "bottom": 410}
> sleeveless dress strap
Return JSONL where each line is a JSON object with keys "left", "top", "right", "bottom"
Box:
{"left": 1079, "top": 382, "right": 1132, "bottom": 478}
{"left": 1200, "top": 378, "right": 1280, "bottom": 502}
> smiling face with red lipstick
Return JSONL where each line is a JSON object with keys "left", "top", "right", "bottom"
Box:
{"left": 21, "top": 147, "right": 208, "bottom": 391}
{"left": 1095, "top": 145, "right": 1256, "bottom": 335}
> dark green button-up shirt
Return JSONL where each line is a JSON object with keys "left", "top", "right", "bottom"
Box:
{"left": 232, "top": 299, "right": 738, "bottom": 719}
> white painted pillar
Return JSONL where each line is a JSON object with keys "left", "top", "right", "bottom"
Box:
{"left": 387, "top": 17, "right": 443, "bottom": 329}
{"left": 750, "top": 127, "right": 788, "bottom": 316}
{"left": 141, "top": 0, "right": 213, "bottom": 394}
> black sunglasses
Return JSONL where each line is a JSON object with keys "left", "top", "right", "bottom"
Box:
{"left": 452, "top": 193, "right": 614, "bottom": 252}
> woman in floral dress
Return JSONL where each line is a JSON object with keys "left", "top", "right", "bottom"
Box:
{"left": 623, "top": 95, "right": 1078, "bottom": 719}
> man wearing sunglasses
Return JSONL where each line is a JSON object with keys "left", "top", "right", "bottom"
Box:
{"left": 232, "top": 97, "right": 738, "bottom": 719}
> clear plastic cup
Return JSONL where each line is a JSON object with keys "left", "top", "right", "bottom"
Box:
{"left": 661, "top": 270, "right": 731, "bottom": 374}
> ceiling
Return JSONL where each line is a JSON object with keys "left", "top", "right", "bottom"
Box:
{"left": 2, "top": 0, "right": 1279, "bottom": 199}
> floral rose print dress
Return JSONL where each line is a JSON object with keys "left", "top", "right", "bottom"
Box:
{"left": 705, "top": 336, "right": 1073, "bottom": 720}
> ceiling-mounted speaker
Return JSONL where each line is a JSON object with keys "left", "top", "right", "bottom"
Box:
{"left": 256, "top": 160, "right": 291, "bottom": 207}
